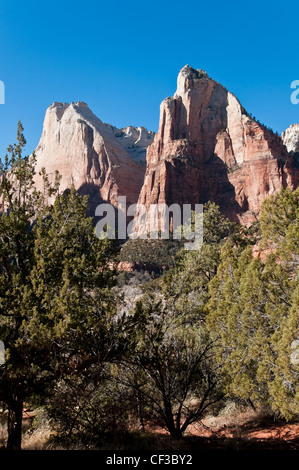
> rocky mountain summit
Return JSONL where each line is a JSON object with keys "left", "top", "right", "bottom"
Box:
{"left": 282, "top": 123, "right": 299, "bottom": 153}
{"left": 33, "top": 101, "right": 151, "bottom": 212}
{"left": 32, "top": 68, "right": 298, "bottom": 231}
{"left": 134, "top": 65, "right": 298, "bottom": 232}
{"left": 107, "top": 125, "right": 155, "bottom": 164}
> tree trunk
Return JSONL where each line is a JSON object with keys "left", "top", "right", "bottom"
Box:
{"left": 170, "top": 427, "right": 182, "bottom": 439}
{"left": 163, "top": 400, "right": 182, "bottom": 439}
{"left": 7, "top": 399, "right": 23, "bottom": 450}
{"left": 137, "top": 392, "right": 145, "bottom": 432}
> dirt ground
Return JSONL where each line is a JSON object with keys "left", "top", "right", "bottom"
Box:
{"left": 1, "top": 406, "right": 298, "bottom": 450}
{"left": 147, "top": 408, "right": 299, "bottom": 450}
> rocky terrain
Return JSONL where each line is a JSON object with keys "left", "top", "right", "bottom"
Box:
{"left": 32, "top": 67, "right": 299, "bottom": 230}
{"left": 107, "top": 124, "right": 155, "bottom": 164}
{"left": 282, "top": 123, "right": 299, "bottom": 153}
{"left": 134, "top": 65, "right": 299, "bottom": 233}
{"left": 33, "top": 101, "right": 151, "bottom": 214}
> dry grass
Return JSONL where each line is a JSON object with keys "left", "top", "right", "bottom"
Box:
{"left": 0, "top": 403, "right": 298, "bottom": 450}
{"left": 0, "top": 408, "right": 55, "bottom": 450}
{"left": 0, "top": 423, "right": 7, "bottom": 449}
{"left": 22, "top": 424, "right": 54, "bottom": 450}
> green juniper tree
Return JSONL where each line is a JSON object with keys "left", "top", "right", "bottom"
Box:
{"left": 0, "top": 123, "right": 118, "bottom": 449}
{"left": 120, "top": 293, "right": 224, "bottom": 439}
{"left": 116, "top": 203, "right": 239, "bottom": 438}
{"left": 0, "top": 122, "right": 51, "bottom": 449}
{"left": 207, "top": 189, "right": 299, "bottom": 418}
{"left": 158, "top": 201, "right": 250, "bottom": 324}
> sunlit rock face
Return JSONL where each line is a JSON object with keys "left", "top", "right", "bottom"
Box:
{"left": 107, "top": 124, "right": 155, "bottom": 165}
{"left": 134, "top": 65, "right": 298, "bottom": 234}
{"left": 282, "top": 123, "right": 299, "bottom": 153}
{"left": 34, "top": 101, "right": 147, "bottom": 212}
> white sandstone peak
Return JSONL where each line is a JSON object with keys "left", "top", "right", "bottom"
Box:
{"left": 282, "top": 123, "right": 299, "bottom": 153}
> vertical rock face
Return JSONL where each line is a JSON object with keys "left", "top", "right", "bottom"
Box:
{"left": 282, "top": 124, "right": 299, "bottom": 153}
{"left": 34, "top": 102, "right": 147, "bottom": 212}
{"left": 135, "top": 65, "right": 298, "bottom": 232}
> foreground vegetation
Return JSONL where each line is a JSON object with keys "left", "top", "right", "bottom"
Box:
{"left": 0, "top": 125, "right": 298, "bottom": 449}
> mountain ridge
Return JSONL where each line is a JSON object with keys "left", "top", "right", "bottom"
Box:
{"left": 32, "top": 66, "right": 299, "bottom": 230}
{"left": 133, "top": 65, "right": 298, "bottom": 233}
{"left": 33, "top": 101, "right": 151, "bottom": 214}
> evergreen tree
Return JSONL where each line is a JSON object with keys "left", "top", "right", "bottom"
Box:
{"left": 117, "top": 204, "right": 238, "bottom": 438}
{"left": 0, "top": 124, "right": 118, "bottom": 448}
{"left": 0, "top": 122, "right": 51, "bottom": 449}
{"left": 206, "top": 189, "right": 299, "bottom": 418}
{"left": 160, "top": 202, "right": 242, "bottom": 322}
{"left": 121, "top": 292, "right": 223, "bottom": 438}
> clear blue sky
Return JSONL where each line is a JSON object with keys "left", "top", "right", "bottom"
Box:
{"left": 0, "top": 0, "right": 298, "bottom": 157}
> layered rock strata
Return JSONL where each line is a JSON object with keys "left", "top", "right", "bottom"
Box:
{"left": 134, "top": 65, "right": 298, "bottom": 234}
{"left": 34, "top": 102, "right": 147, "bottom": 213}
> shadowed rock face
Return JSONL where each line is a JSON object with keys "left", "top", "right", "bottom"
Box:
{"left": 134, "top": 65, "right": 298, "bottom": 232}
{"left": 32, "top": 75, "right": 298, "bottom": 234}
{"left": 33, "top": 101, "right": 147, "bottom": 214}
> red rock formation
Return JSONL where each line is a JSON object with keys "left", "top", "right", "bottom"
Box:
{"left": 34, "top": 101, "right": 147, "bottom": 213}
{"left": 134, "top": 65, "right": 298, "bottom": 233}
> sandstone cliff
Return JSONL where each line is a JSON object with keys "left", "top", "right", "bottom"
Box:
{"left": 134, "top": 65, "right": 298, "bottom": 233}
{"left": 282, "top": 123, "right": 299, "bottom": 153}
{"left": 282, "top": 123, "right": 299, "bottom": 189}
{"left": 107, "top": 125, "right": 155, "bottom": 164}
{"left": 34, "top": 102, "right": 148, "bottom": 213}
